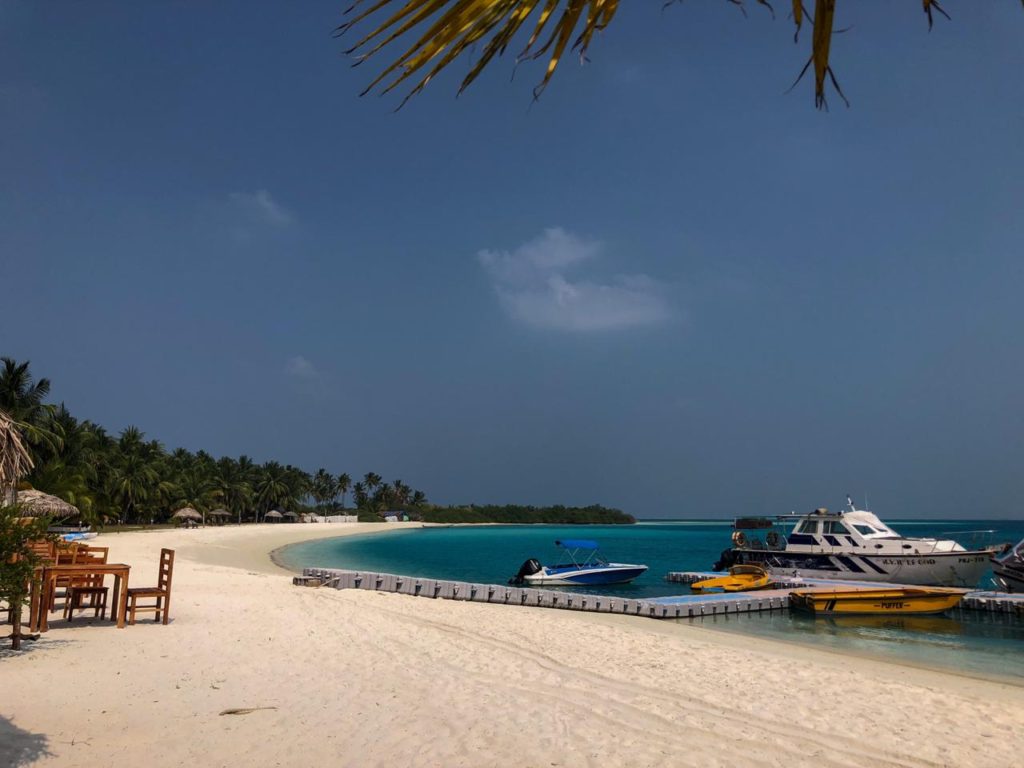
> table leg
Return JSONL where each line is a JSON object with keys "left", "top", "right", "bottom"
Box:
{"left": 117, "top": 572, "right": 129, "bottom": 629}
{"left": 110, "top": 574, "right": 121, "bottom": 625}
{"left": 28, "top": 575, "right": 41, "bottom": 633}
{"left": 39, "top": 576, "right": 54, "bottom": 633}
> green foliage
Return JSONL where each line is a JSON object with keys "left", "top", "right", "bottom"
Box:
{"left": 418, "top": 504, "right": 634, "bottom": 525}
{"left": 2, "top": 358, "right": 630, "bottom": 529}
{"left": 0, "top": 506, "right": 54, "bottom": 649}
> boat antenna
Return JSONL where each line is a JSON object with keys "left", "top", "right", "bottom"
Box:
{"left": 845, "top": 494, "right": 854, "bottom": 513}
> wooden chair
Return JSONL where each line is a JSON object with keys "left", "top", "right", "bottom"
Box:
{"left": 49, "top": 543, "right": 82, "bottom": 611}
{"left": 65, "top": 545, "right": 111, "bottom": 621}
{"left": 126, "top": 549, "right": 175, "bottom": 625}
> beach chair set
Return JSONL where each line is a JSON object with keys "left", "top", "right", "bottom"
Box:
{"left": 22, "top": 544, "right": 176, "bottom": 630}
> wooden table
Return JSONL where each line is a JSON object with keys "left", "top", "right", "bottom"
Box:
{"left": 34, "top": 563, "right": 131, "bottom": 631}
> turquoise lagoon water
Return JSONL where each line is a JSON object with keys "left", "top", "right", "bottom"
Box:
{"left": 279, "top": 519, "right": 1024, "bottom": 681}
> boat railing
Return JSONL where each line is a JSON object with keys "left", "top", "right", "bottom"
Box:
{"left": 936, "top": 529, "right": 1000, "bottom": 551}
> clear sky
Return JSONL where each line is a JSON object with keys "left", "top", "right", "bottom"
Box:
{"left": 2, "top": 2, "right": 1022, "bottom": 518}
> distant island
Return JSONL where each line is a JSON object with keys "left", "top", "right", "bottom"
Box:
{"left": 407, "top": 504, "right": 633, "bottom": 525}
{"left": 2, "top": 357, "right": 633, "bottom": 526}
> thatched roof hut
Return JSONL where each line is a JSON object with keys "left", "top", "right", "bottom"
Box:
{"left": 208, "top": 508, "right": 231, "bottom": 517}
{"left": 14, "top": 489, "right": 79, "bottom": 519}
{"left": 0, "top": 409, "right": 33, "bottom": 505}
{"left": 264, "top": 510, "right": 283, "bottom": 521}
{"left": 171, "top": 507, "right": 202, "bottom": 521}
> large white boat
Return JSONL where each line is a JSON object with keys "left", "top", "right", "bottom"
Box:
{"left": 991, "top": 539, "right": 1024, "bottom": 593}
{"left": 713, "top": 498, "right": 997, "bottom": 588}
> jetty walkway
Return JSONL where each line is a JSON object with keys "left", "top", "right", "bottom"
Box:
{"left": 298, "top": 567, "right": 1024, "bottom": 620}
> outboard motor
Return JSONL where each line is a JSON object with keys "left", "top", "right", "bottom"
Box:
{"left": 711, "top": 548, "right": 736, "bottom": 572}
{"left": 509, "top": 558, "right": 543, "bottom": 585}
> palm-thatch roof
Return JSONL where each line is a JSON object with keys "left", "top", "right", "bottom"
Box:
{"left": 0, "top": 409, "right": 34, "bottom": 498}
{"left": 264, "top": 510, "right": 283, "bottom": 519}
{"left": 282, "top": 511, "right": 298, "bottom": 518}
{"left": 14, "top": 488, "right": 80, "bottom": 518}
{"left": 172, "top": 506, "right": 203, "bottom": 520}
{"left": 208, "top": 508, "right": 231, "bottom": 517}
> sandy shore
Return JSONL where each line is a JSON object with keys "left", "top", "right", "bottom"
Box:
{"left": 3, "top": 524, "right": 1023, "bottom": 768}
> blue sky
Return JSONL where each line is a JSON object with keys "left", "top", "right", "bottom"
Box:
{"left": 2, "top": 2, "right": 1022, "bottom": 518}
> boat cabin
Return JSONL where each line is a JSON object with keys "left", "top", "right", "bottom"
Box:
{"left": 732, "top": 504, "right": 968, "bottom": 556}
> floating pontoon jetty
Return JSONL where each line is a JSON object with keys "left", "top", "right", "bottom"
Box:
{"left": 299, "top": 567, "right": 1024, "bottom": 619}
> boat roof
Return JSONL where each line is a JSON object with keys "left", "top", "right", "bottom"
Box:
{"left": 555, "top": 539, "right": 599, "bottom": 550}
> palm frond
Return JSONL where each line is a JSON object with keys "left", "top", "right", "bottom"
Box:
{"left": 337, "top": 0, "right": 621, "bottom": 105}
{"left": 339, "top": 0, "right": 989, "bottom": 109}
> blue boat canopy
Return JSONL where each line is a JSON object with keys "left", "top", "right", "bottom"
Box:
{"left": 555, "top": 539, "right": 599, "bottom": 550}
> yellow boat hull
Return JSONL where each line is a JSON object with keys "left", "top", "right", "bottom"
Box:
{"left": 692, "top": 565, "right": 773, "bottom": 594}
{"left": 789, "top": 588, "right": 966, "bottom": 616}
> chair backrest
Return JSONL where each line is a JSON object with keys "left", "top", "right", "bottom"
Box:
{"left": 157, "top": 548, "right": 175, "bottom": 592}
{"left": 78, "top": 545, "right": 109, "bottom": 564}
{"left": 27, "top": 539, "right": 57, "bottom": 562}
{"left": 56, "top": 542, "right": 81, "bottom": 564}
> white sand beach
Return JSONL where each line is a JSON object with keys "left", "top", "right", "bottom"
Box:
{"left": 3, "top": 524, "right": 1023, "bottom": 768}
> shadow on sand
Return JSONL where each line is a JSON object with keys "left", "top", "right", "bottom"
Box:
{"left": 0, "top": 715, "right": 52, "bottom": 766}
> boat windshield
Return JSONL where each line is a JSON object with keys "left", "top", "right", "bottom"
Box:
{"left": 552, "top": 540, "right": 606, "bottom": 568}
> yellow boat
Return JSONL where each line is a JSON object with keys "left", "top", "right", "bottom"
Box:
{"left": 691, "top": 565, "right": 773, "bottom": 593}
{"left": 789, "top": 587, "right": 966, "bottom": 616}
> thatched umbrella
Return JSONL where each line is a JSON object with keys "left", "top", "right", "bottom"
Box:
{"left": 14, "top": 489, "right": 79, "bottom": 519}
{"left": 0, "top": 409, "right": 33, "bottom": 506}
{"left": 207, "top": 508, "right": 230, "bottom": 526}
{"left": 264, "top": 510, "right": 283, "bottom": 522}
{"left": 172, "top": 506, "right": 202, "bottom": 525}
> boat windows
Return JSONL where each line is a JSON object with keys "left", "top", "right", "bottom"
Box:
{"left": 795, "top": 520, "right": 819, "bottom": 534}
{"left": 823, "top": 521, "right": 851, "bottom": 535}
{"left": 852, "top": 523, "right": 879, "bottom": 536}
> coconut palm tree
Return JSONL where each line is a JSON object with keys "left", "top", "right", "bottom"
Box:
{"left": 215, "top": 456, "right": 254, "bottom": 525}
{"left": 171, "top": 468, "right": 222, "bottom": 525}
{"left": 311, "top": 468, "right": 336, "bottom": 511}
{"left": 339, "top": 0, "right": 975, "bottom": 109}
{"left": 107, "top": 452, "right": 159, "bottom": 524}
{"left": 337, "top": 472, "right": 351, "bottom": 509}
{"left": 363, "top": 472, "right": 382, "bottom": 495}
{"left": 0, "top": 358, "right": 62, "bottom": 459}
{"left": 255, "top": 461, "right": 291, "bottom": 519}
{"left": 352, "top": 481, "right": 368, "bottom": 509}
{"left": 391, "top": 479, "right": 411, "bottom": 507}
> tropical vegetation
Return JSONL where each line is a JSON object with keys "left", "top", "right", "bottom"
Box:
{"left": 418, "top": 504, "right": 633, "bottom": 525}
{"left": 0, "top": 358, "right": 427, "bottom": 526}
{"left": 1, "top": 358, "right": 633, "bottom": 526}
{"left": 0, "top": 506, "right": 52, "bottom": 649}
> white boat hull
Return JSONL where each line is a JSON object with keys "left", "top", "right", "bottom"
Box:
{"left": 736, "top": 549, "right": 994, "bottom": 588}
{"left": 523, "top": 563, "right": 648, "bottom": 586}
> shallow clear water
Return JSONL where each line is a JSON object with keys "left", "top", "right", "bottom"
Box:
{"left": 279, "top": 519, "right": 1024, "bottom": 681}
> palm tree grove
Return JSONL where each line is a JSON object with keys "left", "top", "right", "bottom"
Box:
{"left": 1, "top": 358, "right": 632, "bottom": 526}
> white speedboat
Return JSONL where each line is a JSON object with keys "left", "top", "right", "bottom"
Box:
{"left": 509, "top": 540, "right": 648, "bottom": 587}
{"left": 991, "top": 539, "right": 1024, "bottom": 593}
{"left": 713, "top": 498, "right": 997, "bottom": 588}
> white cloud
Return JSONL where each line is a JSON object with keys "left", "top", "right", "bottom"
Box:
{"left": 285, "top": 355, "right": 317, "bottom": 379}
{"left": 229, "top": 189, "right": 293, "bottom": 227}
{"left": 477, "top": 227, "right": 671, "bottom": 332}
